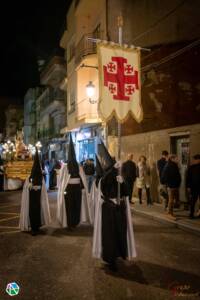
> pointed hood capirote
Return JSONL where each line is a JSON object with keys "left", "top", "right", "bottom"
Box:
{"left": 95, "top": 154, "right": 104, "bottom": 186}
{"left": 98, "top": 139, "right": 116, "bottom": 172}
{"left": 67, "top": 132, "right": 79, "bottom": 177}
{"left": 30, "top": 148, "right": 43, "bottom": 185}
{"left": 68, "top": 133, "right": 77, "bottom": 162}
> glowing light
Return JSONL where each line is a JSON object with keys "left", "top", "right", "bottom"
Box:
{"left": 86, "top": 81, "right": 95, "bottom": 98}
{"left": 36, "top": 141, "right": 42, "bottom": 148}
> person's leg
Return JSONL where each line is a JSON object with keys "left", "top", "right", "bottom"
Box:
{"left": 173, "top": 188, "right": 180, "bottom": 208}
{"left": 146, "top": 186, "right": 151, "bottom": 205}
{"left": 129, "top": 180, "right": 134, "bottom": 203}
{"left": 173, "top": 188, "right": 180, "bottom": 212}
{"left": 126, "top": 179, "right": 133, "bottom": 203}
{"left": 138, "top": 188, "right": 142, "bottom": 204}
{"left": 165, "top": 185, "right": 169, "bottom": 209}
{"left": 190, "top": 190, "right": 198, "bottom": 218}
{"left": 168, "top": 188, "right": 174, "bottom": 215}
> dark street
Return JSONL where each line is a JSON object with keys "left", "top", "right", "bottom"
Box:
{"left": 0, "top": 191, "right": 200, "bottom": 300}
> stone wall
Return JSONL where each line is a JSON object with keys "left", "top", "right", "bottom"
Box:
{"left": 108, "top": 123, "right": 200, "bottom": 202}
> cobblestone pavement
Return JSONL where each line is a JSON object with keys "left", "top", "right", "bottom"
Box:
{"left": 0, "top": 191, "right": 200, "bottom": 300}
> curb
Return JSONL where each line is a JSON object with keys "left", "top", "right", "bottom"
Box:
{"left": 132, "top": 207, "right": 200, "bottom": 237}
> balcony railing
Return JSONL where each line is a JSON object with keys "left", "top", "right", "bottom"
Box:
{"left": 37, "top": 127, "right": 61, "bottom": 141}
{"left": 75, "top": 33, "right": 97, "bottom": 66}
{"left": 39, "top": 88, "right": 65, "bottom": 111}
{"left": 76, "top": 98, "right": 100, "bottom": 121}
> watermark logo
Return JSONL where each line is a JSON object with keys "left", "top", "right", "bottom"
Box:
{"left": 6, "top": 282, "right": 20, "bottom": 297}
{"left": 169, "top": 282, "right": 200, "bottom": 297}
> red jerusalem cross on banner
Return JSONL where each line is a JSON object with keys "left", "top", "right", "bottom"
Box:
{"left": 104, "top": 57, "right": 139, "bottom": 101}
{"left": 98, "top": 43, "right": 143, "bottom": 123}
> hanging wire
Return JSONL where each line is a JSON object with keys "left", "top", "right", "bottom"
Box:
{"left": 132, "top": 0, "right": 187, "bottom": 43}
{"left": 142, "top": 38, "right": 200, "bottom": 72}
{"left": 142, "top": 21, "right": 200, "bottom": 62}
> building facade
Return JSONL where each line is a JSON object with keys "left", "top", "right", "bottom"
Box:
{"left": 36, "top": 56, "right": 67, "bottom": 160}
{"left": 60, "top": 0, "right": 106, "bottom": 161}
{"left": 60, "top": 0, "right": 200, "bottom": 202}
{"left": 24, "top": 87, "right": 43, "bottom": 146}
{"left": 5, "top": 105, "right": 23, "bottom": 142}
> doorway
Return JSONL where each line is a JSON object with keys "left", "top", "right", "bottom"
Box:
{"left": 170, "top": 135, "right": 190, "bottom": 204}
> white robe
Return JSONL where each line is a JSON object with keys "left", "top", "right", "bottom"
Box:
{"left": 92, "top": 179, "right": 137, "bottom": 260}
{"left": 89, "top": 180, "right": 99, "bottom": 225}
{"left": 57, "top": 164, "right": 92, "bottom": 227}
{"left": 19, "top": 178, "right": 51, "bottom": 231}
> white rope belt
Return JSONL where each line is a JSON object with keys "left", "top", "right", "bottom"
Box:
{"left": 110, "top": 198, "right": 118, "bottom": 205}
{"left": 68, "top": 178, "right": 81, "bottom": 184}
{"left": 30, "top": 185, "right": 42, "bottom": 191}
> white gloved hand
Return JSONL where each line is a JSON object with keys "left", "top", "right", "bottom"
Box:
{"left": 114, "top": 161, "right": 122, "bottom": 169}
{"left": 116, "top": 175, "right": 124, "bottom": 183}
{"left": 28, "top": 182, "right": 33, "bottom": 190}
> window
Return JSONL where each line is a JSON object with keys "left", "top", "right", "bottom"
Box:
{"left": 68, "top": 92, "right": 75, "bottom": 114}
{"left": 68, "top": 42, "right": 75, "bottom": 62}
{"left": 93, "top": 24, "right": 101, "bottom": 39}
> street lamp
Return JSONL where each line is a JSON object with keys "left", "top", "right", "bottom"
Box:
{"left": 35, "top": 141, "right": 42, "bottom": 154}
{"left": 86, "top": 81, "right": 97, "bottom": 104}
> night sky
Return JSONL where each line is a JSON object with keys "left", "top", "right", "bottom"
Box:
{"left": 0, "top": 0, "right": 71, "bottom": 129}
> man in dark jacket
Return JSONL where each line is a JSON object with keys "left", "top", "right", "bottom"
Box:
{"left": 121, "top": 153, "right": 137, "bottom": 203}
{"left": 157, "top": 150, "right": 169, "bottom": 180}
{"left": 83, "top": 159, "right": 95, "bottom": 192}
{"left": 186, "top": 154, "right": 200, "bottom": 219}
{"left": 157, "top": 150, "right": 169, "bottom": 209}
{"left": 161, "top": 155, "right": 181, "bottom": 219}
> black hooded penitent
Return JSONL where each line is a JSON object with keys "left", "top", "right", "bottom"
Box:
{"left": 65, "top": 132, "right": 82, "bottom": 228}
{"left": 98, "top": 139, "right": 115, "bottom": 172}
{"left": 67, "top": 132, "right": 79, "bottom": 177}
{"left": 29, "top": 148, "right": 42, "bottom": 233}
{"left": 30, "top": 148, "right": 43, "bottom": 186}
{"left": 98, "top": 142, "right": 128, "bottom": 266}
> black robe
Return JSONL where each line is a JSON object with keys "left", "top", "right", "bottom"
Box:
{"left": 0, "top": 175, "right": 4, "bottom": 191}
{"left": 64, "top": 175, "right": 83, "bottom": 228}
{"left": 0, "top": 165, "right": 4, "bottom": 191}
{"left": 101, "top": 167, "right": 129, "bottom": 264}
{"left": 29, "top": 188, "right": 42, "bottom": 231}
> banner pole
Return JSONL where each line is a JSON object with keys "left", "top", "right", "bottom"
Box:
{"left": 117, "top": 15, "right": 123, "bottom": 204}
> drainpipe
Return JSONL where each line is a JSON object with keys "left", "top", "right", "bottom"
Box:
{"left": 105, "top": 0, "right": 110, "bottom": 41}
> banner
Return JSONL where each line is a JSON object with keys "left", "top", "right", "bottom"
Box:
{"left": 98, "top": 43, "right": 143, "bottom": 123}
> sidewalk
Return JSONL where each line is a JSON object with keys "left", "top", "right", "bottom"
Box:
{"left": 131, "top": 198, "right": 200, "bottom": 236}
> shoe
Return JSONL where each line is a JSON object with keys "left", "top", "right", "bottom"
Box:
{"left": 109, "top": 262, "right": 118, "bottom": 272}
{"left": 31, "top": 230, "right": 37, "bottom": 236}
{"left": 167, "top": 213, "right": 177, "bottom": 221}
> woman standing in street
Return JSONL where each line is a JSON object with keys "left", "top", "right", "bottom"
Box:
{"left": 136, "top": 155, "right": 152, "bottom": 205}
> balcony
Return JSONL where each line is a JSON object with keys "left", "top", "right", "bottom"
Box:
{"left": 38, "top": 127, "right": 61, "bottom": 142}
{"left": 40, "top": 56, "right": 66, "bottom": 87}
{"left": 76, "top": 98, "right": 101, "bottom": 124}
{"left": 39, "top": 88, "right": 65, "bottom": 116}
{"left": 75, "top": 33, "right": 97, "bottom": 66}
